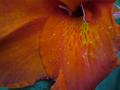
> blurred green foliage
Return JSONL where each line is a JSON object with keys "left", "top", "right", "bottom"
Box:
{"left": 116, "top": 18, "right": 120, "bottom": 24}
{"left": 116, "top": 0, "right": 120, "bottom": 6}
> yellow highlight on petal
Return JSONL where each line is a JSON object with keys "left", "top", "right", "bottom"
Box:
{"left": 80, "top": 22, "right": 93, "bottom": 45}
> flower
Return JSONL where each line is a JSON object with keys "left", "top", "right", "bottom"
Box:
{"left": 0, "top": 0, "right": 120, "bottom": 90}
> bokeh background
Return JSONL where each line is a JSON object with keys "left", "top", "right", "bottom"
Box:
{"left": 0, "top": 0, "right": 120, "bottom": 90}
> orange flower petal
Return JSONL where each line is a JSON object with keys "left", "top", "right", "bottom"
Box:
{"left": 0, "top": 0, "right": 57, "bottom": 39}
{"left": 0, "top": 0, "right": 119, "bottom": 89}
{"left": 0, "top": 17, "right": 49, "bottom": 88}
{"left": 0, "top": 0, "right": 59, "bottom": 87}
{"left": 40, "top": 11, "right": 119, "bottom": 90}
{"left": 0, "top": 11, "right": 66, "bottom": 87}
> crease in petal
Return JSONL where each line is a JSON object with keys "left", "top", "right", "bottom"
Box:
{"left": 0, "top": 17, "right": 49, "bottom": 88}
